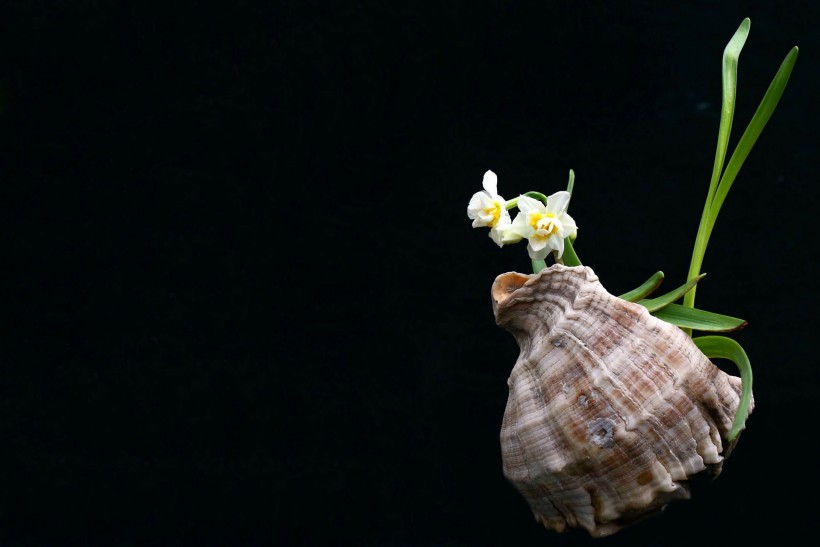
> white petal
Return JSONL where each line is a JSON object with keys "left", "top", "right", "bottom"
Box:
{"left": 516, "top": 194, "right": 544, "bottom": 213}
{"left": 497, "top": 208, "right": 512, "bottom": 226}
{"left": 489, "top": 227, "right": 505, "bottom": 247}
{"left": 508, "top": 212, "right": 533, "bottom": 237}
{"left": 482, "top": 170, "right": 498, "bottom": 196}
{"left": 561, "top": 213, "right": 578, "bottom": 237}
{"left": 499, "top": 228, "right": 524, "bottom": 245}
{"left": 546, "top": 191, "right": 571, "bottom": 216}
{"left": 527, "top": 242, "right": 551, "bottom": 261}
{"left": 528, "top": 236, "right": 548, "bottom": 252}
{"left": 467, "top": 191, "right": 492, "bottom": 219}
{"left": 550, "top": 234, "right": 566, "bottom": 258}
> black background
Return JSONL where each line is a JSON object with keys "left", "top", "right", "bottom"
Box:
{"left": 1, "top": 1, "right": 818, "bottom": 545}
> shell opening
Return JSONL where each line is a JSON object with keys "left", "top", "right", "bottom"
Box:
{"left": 491, "top": 272, "right": 532, "bottom": 308}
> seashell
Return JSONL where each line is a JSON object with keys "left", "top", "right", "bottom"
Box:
{"left": 492, "top": 264, "right": 753, "bottom": 537}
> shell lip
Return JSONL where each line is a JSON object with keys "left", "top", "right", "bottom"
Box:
{"left": 491, "top": 264, "right": 595, "bottom": 319}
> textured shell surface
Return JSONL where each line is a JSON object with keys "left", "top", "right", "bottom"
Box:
{"left": 492, "top": 264, "right": 752, "bottom": 537}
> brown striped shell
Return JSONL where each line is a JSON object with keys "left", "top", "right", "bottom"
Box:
{"left": 492, "top": 264, "right": 752, "bottom": 537}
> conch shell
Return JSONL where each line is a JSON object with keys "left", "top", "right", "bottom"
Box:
{"left": 492, "top": 264, "right": 752, "bottom": 537}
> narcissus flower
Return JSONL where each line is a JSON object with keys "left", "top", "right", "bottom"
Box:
{"left": 467, "top": 170, "right": 511, "bottom": 247}
{"left": 508, "top": 192, "right": 577, "bottom": 260}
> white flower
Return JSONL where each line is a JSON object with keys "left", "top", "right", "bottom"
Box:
{"left": 508, "top": 192, "right": 578, "bottom": 260}
{"left": 467, "top": 170, "right": 512, "bottom": 247}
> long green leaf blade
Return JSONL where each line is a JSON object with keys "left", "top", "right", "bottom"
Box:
{"left": 619, "top": 271, "right": 665, "bottom": 302}
{"left": 711, "top": 18, "right": 750, "bottom": 206}
{"left": 685, "top": 18, "right": 750, "bottom": 313}
{"left": 652, "top": 303, "right": 747, "bottom": 332}
{"left": 693, "top": 336, "right": 753, "bottom": 441}
{"left": 706, "top": 45, "right": 799, "bottom": 242}
{"left": 639, "top": 274, "right": 706, "bottom": 312}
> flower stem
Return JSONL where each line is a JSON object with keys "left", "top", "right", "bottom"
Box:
{"left": 505, "top": 191, "right": 549, "bottom": 211}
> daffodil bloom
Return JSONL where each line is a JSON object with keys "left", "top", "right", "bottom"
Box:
{"left": 508, "top": 192, "right": 577, "bottom": 260}
{"left": 467, "top": 170, "right": 511, "bottom": 247}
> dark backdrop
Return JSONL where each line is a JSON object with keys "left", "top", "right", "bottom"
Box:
{"left": 1, "top": 2, "right": 818, "bottom": 545}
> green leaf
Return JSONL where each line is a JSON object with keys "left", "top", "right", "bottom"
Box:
{"left": 685, "top": 20, "right": 798, "bottom": 319}
{"left": 638, "top": 274, "right": 706, "bottom": 312}
{"left": 651, "top": 303, "right": 747, "bottom": 332}
{"left": 712, "top": 18, "right": 750, "bottom": 205}
{"left": 561, "top": 237, "right": 581, "bottom": 267}
{"left": 705, "top": 44, "right": 799, "bottom": 243}
{"left": 619, "top": 271, "right": 665, "bottom": 302}
{"left": 693, "top": 336, "right": 753, "bottom": 442}
{"left": 685, "top": 18, "right": 749, "bottom": 312}
{"left": 566, "top": 169, "right": 575, "bottom": 195}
